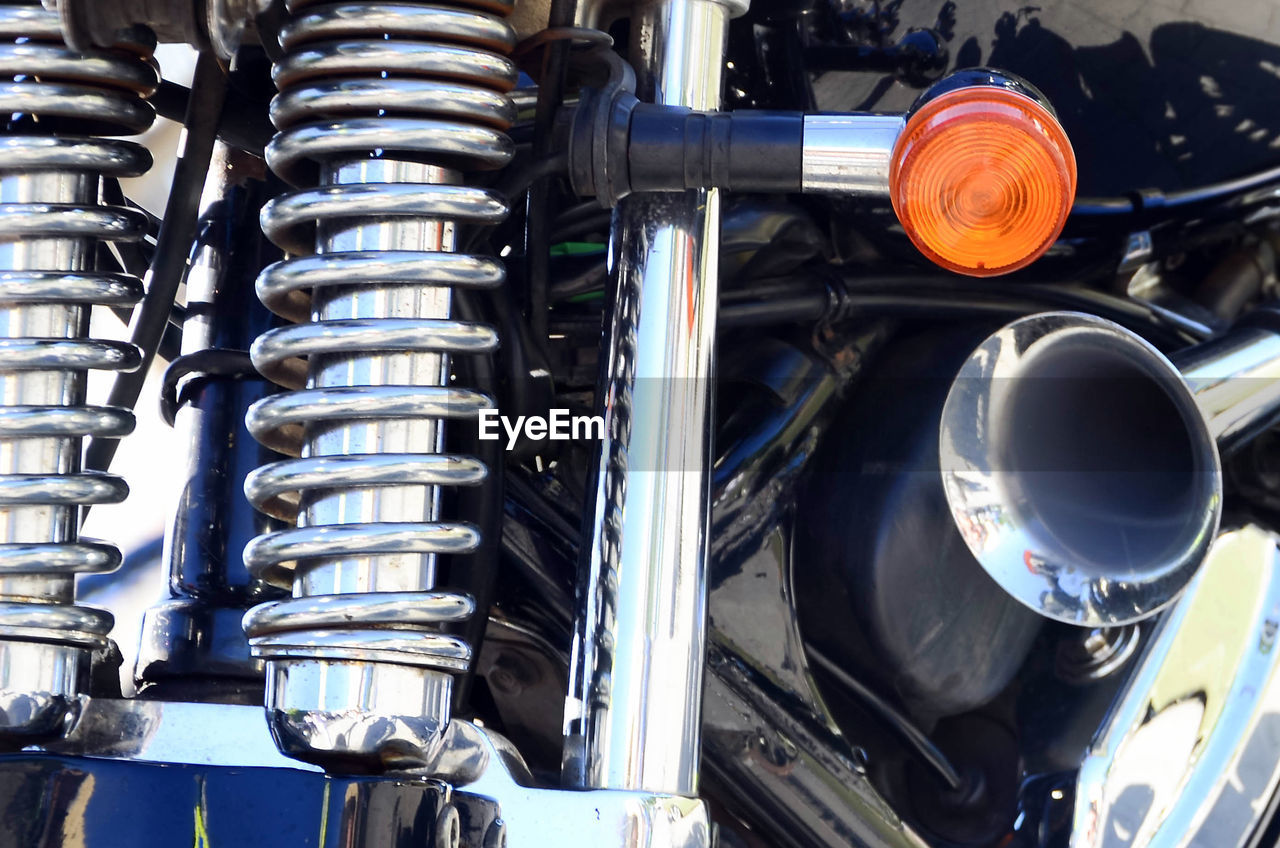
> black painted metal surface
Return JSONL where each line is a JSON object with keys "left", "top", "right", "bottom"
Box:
{"left": 134, "top": 150, "right": 286, "bottom": 691}
{"left": 797, "top": 0, "right": 1280, "bottom": 197}
{"left": 0, "top": 754, "right": 498, "bottom": 848}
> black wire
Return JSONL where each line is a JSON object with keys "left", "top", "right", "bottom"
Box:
{"left": 524, "top": 0, "right": 580, "bottom": 343}
{"left": 1071, "top": 196, "right": 1139, "bottom": 217}
{"left": 553, "top": 199, "right": 606, "bottom": 228}
{"left": 101, "top": 176, "right": 163, "bottom": 237}
{"left": 449, "top": 290, "right": 505, "bottom": 714}
{"left": 548, "top": 256, "right": 608, "bottom": 300}
{"left": 461, "top": 152, "right": 570, "bottom": 254}
{"left": 835, "top": 275, "right": 1213, "bottom": 344}
{"left": 151, "top": 78, "right": 272, "bottom": 159}
{"left": 549, "top": 213, "right": 613, "bottom": 244}
{"left": 85, "top": 52, "right": 229, "bottom": 476}
{"left": 526, "top": 186, "right": 555, "bottom": 343}
{"left": 1073, "top": 160, "right": 1280, "bottom": 221}
{"left": 98, "top": 180, "right": 185, "bottom": 361}
{"left": 807, "top": 645, "right": 965, "bottom": 791}
{"left": 495, "top": 151, "right": 569, "bottom": 203}
{"left": 1166, "top": 162, "right": 1280, "bottom": 206}
{"left": 95, "top": 240, "right": 184, "bottom": 363}
{"left": 158, "top": 349, "right": 256, "bottom": 427}
{"left": 99, "top": 184, "right": 152, "bottom": 277}
{"left": 547, "top": 267, "right": 1210, "bottom": 348}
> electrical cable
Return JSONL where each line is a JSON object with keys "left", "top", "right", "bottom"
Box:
{"left": 158, "top": 348, "right": 255, "bottom": 427}
{"left": 448, "top": 289, "right": 505, "bottom": 714}
{"left": 98, "top": 179, "right": 183, "bottom": 361}
{"left": 547, "top": 268, "right": 1211, "bottom": 348}
{"left": 550, "top": 212, "right": 613, "bottom": 244}
{"left": 151, "top": 78, "right": 271, "bottom": 159}
{"left": 807, "top": 644, "right": 965, "bottom": 791}
{"left": 1073, "top": 160, "right": 1280, "bottom": 221}
{"left": 496, "top": 151, "right": 570, "bottom": 204}
{"left": 523, "top": 0, "right": 592, "bottom": 343}
{"left": 553, "top": 199, "right": 607, "bottom": 228}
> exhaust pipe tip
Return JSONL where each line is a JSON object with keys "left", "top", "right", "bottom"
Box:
{"left": 940, "top": 312, "right": 1222, "bottom": 627}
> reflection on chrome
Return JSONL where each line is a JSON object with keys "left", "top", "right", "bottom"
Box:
{"left": 1073, "top": 526, "right": 1280, "bottom": 848}
{"left": 940, "top": 311, "right": 1280, "bottom": 627}
{"left": 563, "top": 0, "right": 738, "bottom": 796}
{"left": 41, "top": 699, "right": 713, "bottom": 848}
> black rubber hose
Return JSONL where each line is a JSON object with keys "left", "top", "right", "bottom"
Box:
{"left": 1073, "top": 161, "right": 1280, "bottom": 221}
{"left": 98, "top": 180, "right": 182, "bottom": 362}
{"left": 807, "top": 645, "right": 965, "bottom": 791}
{"left": 549, "top": 266, "right": 1209, "bottom": 347}
{"left": 448, "top": 290, "right": 504, "bottom": 715}
{"left": 85, "top": 52, "right": 229, "bottom": 475}
{"left": 835, "top": 275, "right": 1213, "bottom": 344}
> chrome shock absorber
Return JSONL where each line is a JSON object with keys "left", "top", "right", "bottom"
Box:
{"left": 0, "top": 2, "right": 153, "bottom": 739}
{"left": 241, "top": 0, "right": 516, "bottom": 768}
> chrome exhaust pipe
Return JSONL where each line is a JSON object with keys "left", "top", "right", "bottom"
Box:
{"left": 940, "top": 311, "right": 1280, "bottom": 627}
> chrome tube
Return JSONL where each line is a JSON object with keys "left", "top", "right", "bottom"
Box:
{"left": 241, "top": 0, "right": 517, "bottom": 770}
{"left": 0, "top": 3, "right": 153, "bottom": 741}
{"left": 800, "top": 114, "right": 904, "bottom": 195}
{"left": 1173, "top": 323, "right": 1280, "bottom": 453}
{"left": 248, "top": 158, "right": 467, "bottom": 767}
{"left": 563, "top": 0, "right": 745, "bottom": 795}
{"left": 939, "top": 311, "right": 1280, "bottom": 627}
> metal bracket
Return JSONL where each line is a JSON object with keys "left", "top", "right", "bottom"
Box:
{"left": 39, "top": 698, "right": 711, "bottom": 848}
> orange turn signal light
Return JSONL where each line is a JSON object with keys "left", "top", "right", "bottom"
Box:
{"left": 889, "top": 86, "right": 1077, "bottom": 277}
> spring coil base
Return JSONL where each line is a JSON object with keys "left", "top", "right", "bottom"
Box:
{"left": 0, "top": 1, "right": 152, "bottom": 738}
{"left": 242, "top": 0, "right": 515, "bottom": 767}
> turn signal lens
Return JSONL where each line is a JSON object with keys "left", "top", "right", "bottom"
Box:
{"left": 889, "top": 87, "right": 1076, "bottom": 277}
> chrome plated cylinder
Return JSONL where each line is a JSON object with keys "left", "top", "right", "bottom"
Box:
{"left": 1173, "top": 323, "right": 1280, "bottom": 453}
{"left": 940, "top": 311, "right": 1280, "bottom": 628}
{"left": 242, "top": 0, "right": 516, "bottom": 770}
{"left": 0, "top": 1, "right": 152, "bottom": 740}
{"left": 800, "top": 114, "right": 904, "bottom": 195}
{"left": 563, "top": 0, "right": 741, "bottom": 796}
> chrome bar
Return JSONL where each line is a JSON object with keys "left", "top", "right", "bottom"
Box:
{"left": 0, "top": 170, "right": 91, "bottom": 604}
{"left": 1073, "top": 526, "right": 1280, "bottom": 848}
{"left": 800, "top": 114, "right": 904, "bottom": 195}
{"left": 44, "top": 698, "right": 322, "bottom": 771}
{"left": 563, "top": 0, "right": 744, "bottom": 795}
{"left": 1173, "top": 324, "right": 1280, "bottom": 453}
{"left": 252, "top": 158, "right": 461, "bottom": 764}
{"left": 302, "top": 158, "right": 455, "bottom": 600}
{"left": 0, "top": 7, "right": 154, "bottom": 739}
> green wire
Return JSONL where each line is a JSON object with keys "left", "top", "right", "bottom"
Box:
{"left": 550, "top": 241, "right": 607, "bottom": 256}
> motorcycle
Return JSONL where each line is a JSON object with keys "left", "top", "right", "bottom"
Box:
{"left": 0, "top": 0, "right": 1277, "bottom": 845}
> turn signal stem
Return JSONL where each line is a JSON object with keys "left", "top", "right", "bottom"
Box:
{"left": 565, "top": 67, "right": 1076, "bottom": 277}
{"left": 566, "top": 89, "right": 901, "bottom": 205}
{"left": 566, "top": 88, "right": 810, "bottom": 205}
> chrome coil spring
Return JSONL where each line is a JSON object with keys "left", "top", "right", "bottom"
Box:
{"left": 241, "top": 0, "right": 516, "bottom": 764}
{"left": 0, "top": 0, "right": 153, "bottom": 734}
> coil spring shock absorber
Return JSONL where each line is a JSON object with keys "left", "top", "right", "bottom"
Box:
{"left": 0, "top": 1, "right": 152, "bottom": 740}
{"left": 241, "top": 0, "right": 516, "bottom": 768}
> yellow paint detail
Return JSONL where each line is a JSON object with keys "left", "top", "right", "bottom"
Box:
{"left": 194, "top": 801, "right": 211, "bottom": 848}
